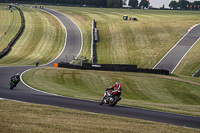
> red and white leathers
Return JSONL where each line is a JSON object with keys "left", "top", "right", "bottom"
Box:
{"left": 106, "top": 82, "right": 122, "bottom": 94}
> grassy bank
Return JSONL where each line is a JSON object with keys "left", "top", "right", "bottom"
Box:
{"left": 0, "top": 6, "right": 65, "bottom": 66}
{"left": 0, "top": 5, "right": 21, "bottom": 52}
{"left": 22, "top": 67, "right": 200, "bottom": 117}
{"left": 0, "top": 99, "right": 199, "bottom": 132}
{"left": 45, "top": 6, "right": 200, "bottom": 76}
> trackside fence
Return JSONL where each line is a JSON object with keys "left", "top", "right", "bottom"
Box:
{"left": 0, "top": 6, "right": 25, "bottom": 58}
{"left": 56, "top": 62, "right": 169, "bottom": 75}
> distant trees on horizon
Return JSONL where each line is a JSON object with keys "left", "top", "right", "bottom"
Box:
{"left": 0, "top": 0, "right": 199, "bottom": 10}
{"left": 169, "top": 0, "right": 200, "bottom": 10}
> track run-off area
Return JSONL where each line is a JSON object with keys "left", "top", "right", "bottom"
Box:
{"left": 0, "top": 6, "right": 200, "bottom": 129}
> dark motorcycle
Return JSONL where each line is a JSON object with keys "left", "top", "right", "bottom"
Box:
{"left": 99, "top": 90, "right": 121, "bottom": 106}
{"left": 10, "top": 78, "right": 19, "bottom": 89}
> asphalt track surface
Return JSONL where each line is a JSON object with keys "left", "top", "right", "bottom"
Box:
{"left": 0, "top": 8, "right": 200, "bottom": 129}
{"left": 153, "top": 24, "right": 200, "bottom": 73}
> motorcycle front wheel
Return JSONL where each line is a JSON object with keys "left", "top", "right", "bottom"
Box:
{"left": 109, "top": 96, "right": 119, "bottom": 106}
{"left": 99, "top": 97, "right": 104, "bottom": 105}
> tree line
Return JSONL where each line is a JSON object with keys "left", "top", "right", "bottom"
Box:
{"left": 0, "top": 0, "right": 149, "bottom": 8}
{"left": 128, "top": 0, "right": 200, "bottom": 10}
{"left": 1, "top": 0, "right": 199, "bottom": 10}
{"left": 169, "top": 0, "right": 200, "bottom": 10}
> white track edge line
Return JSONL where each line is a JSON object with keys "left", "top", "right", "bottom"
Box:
{"left": 171, "top": 37, "right": 200, "bottom": 73}
{"left": 153, "top": 24, "right": 200, "bottom": 71}
{"left": 18, "top": 7, "right": 89, "bottom": 102}
{"left": 39, "top": 9, "right": 68, "bottom": 66}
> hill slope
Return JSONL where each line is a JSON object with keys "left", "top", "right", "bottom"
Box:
{"left": 46, "top": 6, "right": 200, "bottom": 76}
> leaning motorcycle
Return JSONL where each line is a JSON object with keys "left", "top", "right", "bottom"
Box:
{"left": 10, "top": 78, "right": 19, "bottom": 89}
{"left": 99, "top": 90, "right": 121, "bottom": 106}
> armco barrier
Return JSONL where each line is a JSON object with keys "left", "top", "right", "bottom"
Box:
{"left": 57, "top": 62, "right": 169, "bottom": 75}
{"left": 0, "top": 6, "right": 25, "bottom": 58}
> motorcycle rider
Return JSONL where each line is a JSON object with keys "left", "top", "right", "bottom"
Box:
{"left": 103, "top": 82, "right": 122, "bottom": 104}
{"left": 11, "top": 73, "right": 20, "bottom": 83}
{"left": 106, "top": 82, "right": 122, "bottom": 94}
{"left": 99, "top": 82, "right": 122, "bottom": 105}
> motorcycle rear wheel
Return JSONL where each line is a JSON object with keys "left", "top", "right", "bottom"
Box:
{"left": 10, "top": 85, "right": 14, "bottom": 89}
{"left": 10, "top": 82, "right": 16, "bottom": 89}
{"left": 109, "top": 96, "right": 119, "bottom": 106}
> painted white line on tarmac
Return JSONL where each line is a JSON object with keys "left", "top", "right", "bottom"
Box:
{"left": 153, "top": 24, "right": 200, "bottom": 73}
{"left": 19, "top": 7, "right": 84, "bottom": 99}
{"left": 39, "top": 9, "right": 68, "bottom": 66}
{"left": 171, "top": 36, "right": 200, "bottom": 73}
{"left": 39, "top": 8, "right": 83, "bottom": 66}
{"left": 20, "top": 68, "right": 99, "bottom": 103}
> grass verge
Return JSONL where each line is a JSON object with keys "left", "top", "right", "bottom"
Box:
{"left": 0, "top": 5, "right": 21, "bottom": 51}
{"left": 0, "top": 99, "right": 199, "bottom": 132}
{"left": 22, "top": 67, "right": 200, "bottom": 117}
{"left": 45, "top": 6, "right": 200, "bottom": 76}
{"left": 0, "top": 6, "right": 65, "bottom": 66}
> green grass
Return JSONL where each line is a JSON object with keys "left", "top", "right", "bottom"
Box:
{"left": 1, "top": 5, "right": 200, "bottom": 131}
{"left": 0, "top": 5, "right": 21, "bottom": 52}
{"left": 174, "top": 40, "right": 200, "bottom": 76}
{"left": 22, "top": 67, "right": 200, "bottom": 117}
{"left": 0, "top": 100, "right": 199, "bottom": 133}
{"left": 44, "top": 6, "right": 200, "bottom": 76}
{"left": 0, "top": 6, "right": 65, "bottom": 66}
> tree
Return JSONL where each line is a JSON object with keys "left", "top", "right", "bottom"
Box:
{"left": 139, "top": 0, "right": 149, "bottom": 9}
{"left": 94, "top": 0, "right": 107, "bottom": 7}
{"left": 107, "top": 0, "right": 114, "bottom": 7}
{"left": 107, "top": 0, "right": 122, "bottom": 8}
{"left": 177, "top": 0, "right": 189, "bottom": 10}
{"left": 129, "top": 0, "right": 138, "bottom": 8}
{"left": 193, "top": 1, "right": 200, "bottom": 10}
{"left": 162, "top": 4, "right": 165, "bottom": 9}
{"left": 169, "top": 0, "right": 177, "bottom": 9}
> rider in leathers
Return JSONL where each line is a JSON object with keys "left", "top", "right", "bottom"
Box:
{"left": 106, "top": 82, "right": 122, "bottom": 95}
{"left": 11, "top": 73, "right": 20, "bottom": 83}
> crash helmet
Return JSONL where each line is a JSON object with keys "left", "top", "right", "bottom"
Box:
{"left": 116, "top": 82, "right": 120, "bottom": 84}
{"left": 16, "top": 73, "right": 20, "bottom": 76}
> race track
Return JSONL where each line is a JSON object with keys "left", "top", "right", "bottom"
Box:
{"left": 153, "top": 24, "right": 200, "bottom": 73}
{"left": 0, "top": 7, "right": 200, "bottom": 129}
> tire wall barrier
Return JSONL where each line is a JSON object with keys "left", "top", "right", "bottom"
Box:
{"left": 192, "top": 69, "right": 200, "bottom": 77}
{"left": 91, "top": 20, "right": 98, "bottom": 64}
{"left": 0, "top": 6, "right": 25, "bottom": 58}
{"left": 57, "top": 62, "right": 169, "bottom": 75}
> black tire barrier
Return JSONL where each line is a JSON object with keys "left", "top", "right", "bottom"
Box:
{"left": 0, "top": 6, "right": 25, "bottom": 58}
{"left": 192, "top": 69, "right": 200, "bottom": 77}
{"left": 91, "top": 20, "right": 97, "bottom": 64}
{"left": 57, "top": 62, "right": 169, "bottom": 75}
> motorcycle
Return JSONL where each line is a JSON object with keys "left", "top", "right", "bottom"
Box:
{"left": 99, "top": 90, "right": 121, "bottom": 106}
{"left": 10, "top": 78, "right": 19, "bottom": 89}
